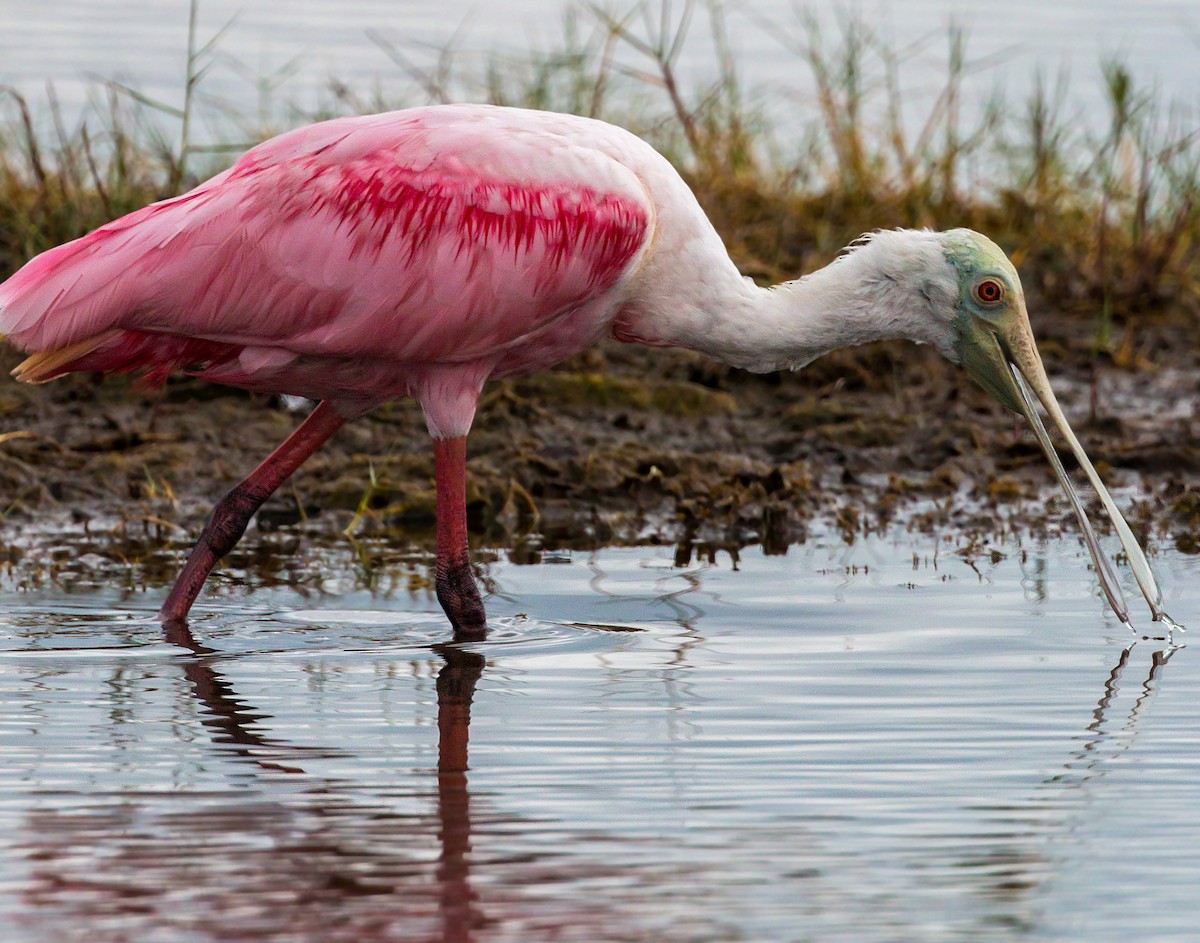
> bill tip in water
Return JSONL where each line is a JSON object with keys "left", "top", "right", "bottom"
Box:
{"left": 1127, "top": 610, "right": 1186, "bottom": 647}
{"left": 1157, "top": 612, "right": 1186, "bottom": 634}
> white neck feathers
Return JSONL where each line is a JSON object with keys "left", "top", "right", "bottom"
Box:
{"left": 639, "top": 229, "right": 961, "bottom": 374}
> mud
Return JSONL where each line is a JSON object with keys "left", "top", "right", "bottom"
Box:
{"left": 1, "top": 309, "right": 1198, "bottom": 592}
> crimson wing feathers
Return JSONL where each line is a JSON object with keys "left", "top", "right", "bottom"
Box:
{"left": 0, "top": 111, "right": 652, "bottom": 371}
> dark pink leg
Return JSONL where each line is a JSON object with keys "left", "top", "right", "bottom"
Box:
{"left": 434, "top": 436, "right": 487, "bottom": 639}
{"left": 159, "top": 400, "right": 347, "bottom": 625}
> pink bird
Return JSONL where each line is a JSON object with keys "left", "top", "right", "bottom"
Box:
{"left": 0, "top": 104, "right": 1174, "bottom": 637}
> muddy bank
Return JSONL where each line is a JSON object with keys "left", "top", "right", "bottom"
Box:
{"left": 2, "top": 310, "right": 1199, "bottom": 593}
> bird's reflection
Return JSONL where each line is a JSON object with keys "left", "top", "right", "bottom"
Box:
{"left": 162, "top": 620, "right": 348, "bottom": 775}
{"left": 949, "top": 638, "right": 1182, "bottom": 925}
{"left": 21, "top": 621, "right": 492, "bottom": 942}
{"left": 170, "top": 621, "right": 488, "bottom": 943}
{"left": 1048, "top": 641, "right": 1178, "bottom": 789}
{"left": 432, "top": 643, "right": 485, "bottom": 943}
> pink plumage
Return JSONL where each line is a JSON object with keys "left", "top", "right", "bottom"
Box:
{"left": 0, "top": 104, "right": 660, "bottom": 437}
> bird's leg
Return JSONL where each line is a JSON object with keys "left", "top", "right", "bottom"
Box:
{"left": 434, "top": 436, "right": 488, "bottom": 639}
{"left": 159, "top": 400, "right": 347, "bottom": 625}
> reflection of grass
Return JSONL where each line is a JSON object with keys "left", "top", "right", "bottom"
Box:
{"left": 1, "top": 0, "right": 1196, "bottom": 337}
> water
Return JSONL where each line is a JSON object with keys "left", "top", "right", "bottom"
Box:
{"left": 1, "top": 533, "right": 1197, "bottom": 941}
{"left": 2, "top": 0, "right": 1198, "bottom": 143}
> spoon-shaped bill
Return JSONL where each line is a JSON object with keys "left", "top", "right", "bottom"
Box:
{"left": 1004, "top": 348, "right": 1171, "bottom": 625}
{"left": 1007, "top": 364, "right": 1129, "bottom": 625}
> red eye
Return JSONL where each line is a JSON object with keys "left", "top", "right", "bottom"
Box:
{"left": 974, "top": 278, "right": 1004, "bottom": 306}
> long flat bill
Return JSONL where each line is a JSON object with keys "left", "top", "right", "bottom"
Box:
{"left": 1009, "top": 364, "right": 1185, "bottom": 637}
{"left": 1009, "top": 364, "right": 1130, "bottom": 625}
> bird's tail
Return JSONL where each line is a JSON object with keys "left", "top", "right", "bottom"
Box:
{"left": 9, "top": 330, "right": 123, "bottom": 383}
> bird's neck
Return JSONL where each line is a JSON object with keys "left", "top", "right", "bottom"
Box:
{"left": 632, "top": 232, "right": 957, "bottom": 373}
{"left": 701, "top": 268, "right": 899, "bottom": 373}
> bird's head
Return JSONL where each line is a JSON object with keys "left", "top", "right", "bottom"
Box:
{"left": 937, "top": 228, "right": 1166, "bottom": 628}
{"left": 940, "top": 229, "right": 1029, "bottom": 413}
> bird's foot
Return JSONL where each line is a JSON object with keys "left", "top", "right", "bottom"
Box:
{"left": 437, "top": 555, "right": 488, "bottom": 641}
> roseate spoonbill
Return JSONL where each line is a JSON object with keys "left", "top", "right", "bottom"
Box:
{"left": 0, "top": 104, "right": 1176, "bottom": 637}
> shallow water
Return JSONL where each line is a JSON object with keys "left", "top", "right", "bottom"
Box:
{"left": 0, "top": 532, "right": 1197, "bottom": 942}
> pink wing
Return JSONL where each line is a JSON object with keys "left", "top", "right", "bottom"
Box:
{"left": 0, "top": 110, "right": 652, "bottom": 376}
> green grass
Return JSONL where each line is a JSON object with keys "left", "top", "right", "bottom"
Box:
{"left": 1, "top": 0, "right": 1197, "bottom": 347}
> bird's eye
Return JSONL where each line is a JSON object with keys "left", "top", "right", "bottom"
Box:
{"left": 974, "top": 278, "right": 1005, "bottom": 307}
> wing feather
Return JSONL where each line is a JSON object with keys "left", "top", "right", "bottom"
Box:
{"left": 0, "top": 109, "right": 653, "bottom": 371}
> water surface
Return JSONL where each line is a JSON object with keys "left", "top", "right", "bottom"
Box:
{"left": 1, "top": 533, "right": 1197, "bottom": 941}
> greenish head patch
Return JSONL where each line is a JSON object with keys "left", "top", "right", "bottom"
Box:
{"left": 942, "top": 229, "right": 1019, "bottom": 281}
{"left": 940, "top": 229, "right": 1023, "bottom": 333}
